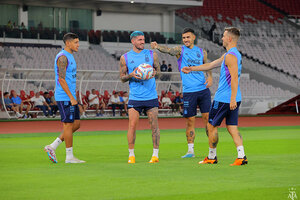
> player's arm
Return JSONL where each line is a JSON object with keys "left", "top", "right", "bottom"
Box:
{"left": 119, "top": 55, "right": 140, "bottom": 83}
{"left": 226, "top": 54, "right": 239, "bottom": 110}
{"left": 203, "top": 49, "right": 213, "bottom": 88}
{"left": 182, "top": 53, "right": 225, "bottom": 73}
{"left": 151, "top": 42, "right": 181, "bottom": 58}
{"left": 57, "top": 55, "right": 77, "bottom": 106}
{"left": 152, "top": 51, "right": 160, "bottom": 78}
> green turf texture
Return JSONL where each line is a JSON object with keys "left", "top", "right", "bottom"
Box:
{"left": 0, "top": 126, "right": 299, "bottom": 200}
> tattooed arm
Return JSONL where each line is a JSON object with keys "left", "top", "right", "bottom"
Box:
{"left": 151, "top": 42, "right": 182, "bottom": 59}
{"left": 203, "top": 49, "right": 213, "bottom": 88}
{"left": 119, "top": 55, "right": 140, "bottom": 83}
{"left": 57, "top": 56, "right": 77, "bottom": 106}
{"left": 152, "top": 51, "right": 160, "bottom": 77}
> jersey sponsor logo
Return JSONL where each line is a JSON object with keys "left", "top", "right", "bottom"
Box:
{"left": 145, "top": 54, "right": 149, "bottom": 62}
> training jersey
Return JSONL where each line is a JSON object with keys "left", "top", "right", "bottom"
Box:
{"left": 177, "top": 45, "right": 206, "bottom": 93}
{"left": 123, "top": 49, "right": 158, "bottom": 101}
{"left": 214, "top": 47, "right": 242, "bottom": 103}
{"left": 54, "top": 49, "right": 77, "bottom": 101}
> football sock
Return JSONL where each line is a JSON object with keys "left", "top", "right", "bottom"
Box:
{"left": 152, "top": 149, "right": 159, "bottom": 158}
{"left": 129, "top": 149, "right": 135, "bottom": 157}
{"left": 188, "top": 143, "right": 194, "bottom": 153}
{"left": 208, "top": 148, "right": 217, "bottom": 159}
{"left": 66, "top": 147, "right": 74, "bottom": 160}
{"left": 237, "top": 146, "right": 245, "bottom": 158}
{"left": 50, "top": 137, "right": 62, "bottom": 150}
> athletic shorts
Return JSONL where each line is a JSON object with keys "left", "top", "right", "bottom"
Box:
{"left": 127, "top": 98, "right": 159, "bottom": 114}
{"left": 209, "top": 101, "right": 241, "bottom": 126}
{"left": 183, "top": 88, "right": 211, "bottom": 118}
{"left": 57, "top": 101, "right": 80, "bottom": 123}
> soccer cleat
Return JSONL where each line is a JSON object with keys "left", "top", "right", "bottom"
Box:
{"left": 44, "top": 145, "right": 57, "bottom": 163}
{"left": 128, "top": 156, "right": 135, "bottom": 164}
{"left": 230, "top": 156, "right": 248, "bottom": 166}
{"left": 198, "top": 156, "right": 218, "bottom": 164}
{"left": 65, "top": 157, "right": 86, "bottom": 164}
{"left": 181, "top": 153, "right": 195, "bottom": 158}
{"left": 149, "top": 156, "right": 159, "bottom": 163}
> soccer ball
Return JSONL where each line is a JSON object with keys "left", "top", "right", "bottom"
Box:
{"left": 135, "top": 63, "right": 154, "bottom": 80}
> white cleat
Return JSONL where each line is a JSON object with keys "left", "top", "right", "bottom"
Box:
{"left": 44, "top": 145, "right": 58, "bottom": 163}
{"left": 65, "top": 157, "right": 86, "bottom": 164}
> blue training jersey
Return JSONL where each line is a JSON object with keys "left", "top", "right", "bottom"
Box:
{"left": 123, "top": 49, "right": 158, "bottom": 101}
{"left": 54, "top": 49, "right": 77, "bottom": 101}
{"left": 214, "top": 47, "right": 242, "bottom": 103}
{"left": 177, "top": 45, "right": 207, "bottom": 93}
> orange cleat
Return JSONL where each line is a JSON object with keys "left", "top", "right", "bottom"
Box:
{"left": 149, "top": 156, "right": 159, "bottom": 163}
{"left": 198, "top": 156, "right": 218, "bottom": 164}
{"left": 230, "top": 156, "right": 248, "bottom": 166}
{"left": 128, "top": 156, "right": 135, "bottom": 164}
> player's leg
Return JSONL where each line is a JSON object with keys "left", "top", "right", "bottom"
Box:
{"left": 198, "top": 88, "right": 212, "bottom": 138}
{"left": 146, "top": 107, "right": 160, "bottom": 163}
{"left": 127, "top": 107, "right": 140, "bottom": 163}
{"left": 95, "top": 104, "right": 100, "bottom": 116}
{"left": 182, "top": 92, "right": 197, "bottom": 158}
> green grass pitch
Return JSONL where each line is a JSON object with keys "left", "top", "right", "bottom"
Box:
{"left": 0, "top": 126, "right": 299, "bottom": 200}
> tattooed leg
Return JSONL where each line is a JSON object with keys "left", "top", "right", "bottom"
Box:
{"left": 147, "top": 107, "right": 160, "bottom": 149}
{"left": 207, "top": 123, "right": 219, "bottom": 148}
{"left": 128, "top": 108, "right": 140, "bottom": 149}
{"left": 186, "top": 117, "right": 195, "bottom": 143}
{"left": 226, "top": 125, "right": 243, "bottom": 147}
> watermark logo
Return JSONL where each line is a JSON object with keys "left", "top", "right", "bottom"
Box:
{"left": 288, "top": 188, "right": 298, "bottom": 200}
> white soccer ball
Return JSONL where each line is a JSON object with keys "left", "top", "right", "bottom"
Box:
{"left": 135, "top": 63, "right": 154, "bottom": 80}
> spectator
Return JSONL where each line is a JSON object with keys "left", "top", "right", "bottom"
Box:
{"left": 122, "top": 91, "right": 129, "bottom": 115}
{"left": 109, "top": 91, "right": 124, "bottom": 116}
{"left": 161, "top": 93, "right": 172, "bottom": 108}
{"left": 160, "top": 60, "right": 168, "bottom": 72}
{"left": 24, "top": 92, "right": 52, "bottom": 117}
{"left": 167, "top": 64, "right": 173, "bottom": 72}
{"left": 209, "top": 22, "right": 216, "bottom": 41}
{"left": 3, "top": 92, "right": 22, "bottom": 117}
{"left": 76, "top": 92, "right": 88, "bottom": 118}
{"left": 11, "top": 90, "right": 31, "bottom": 118}
{"left": 44, "top": 92, "right": 58, "bottom": 117}
{"left": 20, "top": 22, "right": 26, "bottom": 29}
{"left": 173, "top": 93, "right": 184, "bottom": 115}
{"left": 13, "top": 22, "right": 18, "bottom": 29}
{"left": 6, "top": 20, "right": 12, "bottom": 30}
{"left": 88, "top": 89, "right": 103, "bottom": 117}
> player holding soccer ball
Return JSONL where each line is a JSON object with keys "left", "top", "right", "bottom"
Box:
{"left": 182, "top": 27, "right": 247, "bottom": 166}
{"left": 119, "top": 31, "right": 161, "bottom": 164}
{"left": 151, "top": 28, "right": 213, "bottom": 158}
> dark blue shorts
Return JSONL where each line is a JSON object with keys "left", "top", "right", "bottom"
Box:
{"left": 183, "top": 88, "right": 211, "bottom": 118}
{"left": 57, "top": 101, "right": 80, "bottom": 123}
{"left": 128, "top": 98, "right": 159, "bottom": 114}
{"left": 209, "top": 101, "right": 241, "bottom": 126}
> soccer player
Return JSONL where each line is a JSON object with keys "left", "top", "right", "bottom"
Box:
{"left": 120, "top": 31, "right": 161, "bottom": 164}
{"left": 44, "top": 33, "right": 85, "bottom": 164}
{"left": 182, "top": 27, "right": 248, "bottom": 166}
{"left": 151, "top": 28, "right": 213, "bottom": 158}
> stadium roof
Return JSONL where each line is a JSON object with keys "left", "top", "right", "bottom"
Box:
{"left": 0, "top": 0, "right": 203, "bottom": 13}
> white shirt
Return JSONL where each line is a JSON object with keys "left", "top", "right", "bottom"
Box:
{"left": 162, "top": 97, "right": 172, "bottom": 106}
{"left": 110, "top": 95, "right": 120, "bottom": 104}
{"left": 89, "top": 93, "right": 99, "bottom": 105}
{"left": 31, "top": 96, "right": 46, "bottom": 106}
{"left": 122, "top": 96, "right": 129, "bottom": 104}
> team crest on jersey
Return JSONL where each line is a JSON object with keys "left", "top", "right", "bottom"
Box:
{"left": 197, "top": 52, "right": 201, "bottom": 58}
{"left": 131, "top": 60, "right": 135, "bottom": 64}
{"left": 145, "top": 54, "right": 149, "bottom": 62}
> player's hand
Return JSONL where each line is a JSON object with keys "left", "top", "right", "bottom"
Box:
{"left": 130, "top": 68, "right": 142, "bottom": 80}
{"left": 70, "top": 98, "right": 78, "bottom": 106}
{"left": 151, "top": 42, "right": 158, "bottom": 49}
{"left": 205, "top": 76, "right": 213, "bottom": 88}
{"left": 181, "top": 67, "right": 192, "bottom": 74}
{"left": 230, "top": 99, "right": 237, "bottom": 110}
{"left": 151, "top": 68, "right": 157, "bottom": 79}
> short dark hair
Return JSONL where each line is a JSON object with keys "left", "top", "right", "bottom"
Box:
{"left": 63, "top": 32, "right": 79, "bottom": 44}
{"left": 182, "top": 27, "right": 195, "bottom": 35}
{"left": 4, "top": 92, "right": 9, "bottom": 96}
{"left": 224, "top": 27, "right": 240, "bottom": 38}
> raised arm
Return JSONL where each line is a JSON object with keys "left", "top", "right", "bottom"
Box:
{"left": 119, "top": 55, "right": 140, "bottom": 83}
{"left": 151, "top": 42, "right": 182, "bottom": 58}
{"left": 182, "top": 53, "right": 225, "bottom": 73}
{"left": 57, "top": 56, "right": 77, "bottom": 106}
{"left": 225, "top": 54, "right": 239, "bottom": 110}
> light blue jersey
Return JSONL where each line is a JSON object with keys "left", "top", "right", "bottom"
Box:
{"left": 214, "top": 47, "right": 242, "bottom": 103}
{"left": 54, "top": 49, "right": 77, "bottom": 101}
{"left": 124, "top": 49, "right": 158, "bottom": 101}
{"left": 178, "top": 45, "right": 206, "bottom": 93}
